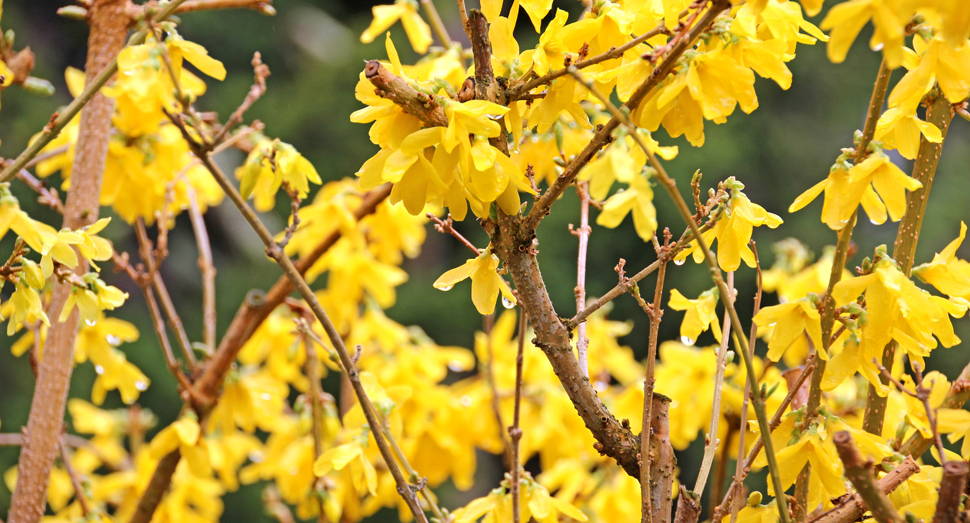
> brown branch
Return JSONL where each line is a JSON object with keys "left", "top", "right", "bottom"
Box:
{"left": 673, "top": 486, "right": 702, "bottom": 523}
{"left": 6, "top": 1, "right": 131, "bottom": 520}
{"left": 186, "top": 186, "right": 217, "bottom": 354}
{"left": 647, "top": 394, "right": 675, "bottom": 523}
{"left": 641, "top": 234, "right": 668, "bottom": 523}
{"left": 128, "top": 450, "right": 181, "bottom": 523}
{"left": 363, "top": 61, "right": 448, "bottom": 127}
{"left": 573, "top": 182, "right": 592, "bottom": 378}
{"left": 863, "top": 88, "right": 954, "bottom": 435}
{"left": 833, "top": 431, "right": 903, "bottom": 523}
{"left": 522, "top": 0, "right": 730, "bottom": 233}
{"left": 932, "top": 461, "right": 969, "bottom": 523}
{"left": 172, "top": 0, "right": 275, "bottom": 15}
{"left": 507, "top": 25, "right": 670, "bottom": 101}
{"left": 59, "top": 443, "right": 91, "bottom": 517}
{"left": 809, "top": 457, "right": 918, "bottom": 523}
{"left": 509, "top": 309, "right": 527, "bottom": 523}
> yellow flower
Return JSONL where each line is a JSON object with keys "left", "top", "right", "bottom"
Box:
{"left": 668, "top": 287, "right": 721, "bottom": 345}
{"left": 889, "top": 35, "right": 970, "bottom": 106}
{"left": 653, "top": 341, "right": 717, "bottom": 449}
{"left": 443, "top": 100, "right": 509, "bottom": 155}
{"left": 149, "top": 416, "right": 212, "bottom": 478}
{"left": 753, "top": 298, "right": 824, "bottom": 362}
{"left": 913, "top": 221, "right": 970, "bottom": 300}
{"left": 452, "top": 477, "right": 587, "bottom": 523}
{"left": 360, "top": 2, "right": 433, "bottom": 54}
{"left": 790, "top": 153, "right": 921, "bottom": 230}
{"left": 821, "top": 0, "right": 909, "bottom": 69}
{"left": 5, "top": 281, "right": 49, "bottom": 336}
{"left": 678, "top": 188, "right": 782, "bottom": 271}
{"left": 76, "top": 314, "right": 147, "bottom": 405}
{"left": 528, "top": 9, "right": 570, "bottom": 76}
{"left": 167, "top": 36, "right": 227, "bottom": 81}
{"left": 238, "top": 138, "right": 322, "bottom": 210}
{"left": 595, "top": 172, "right": 658, "bottom": 242}
{"left": 434, "top": 248, "right": 516, "bottom": 315}
{"left": 313, "top": 440, "right": 378, "bottom": 496}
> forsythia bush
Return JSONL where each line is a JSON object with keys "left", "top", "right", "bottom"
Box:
{"left": 1, "top": 0, "right": 969, "bottom": 523}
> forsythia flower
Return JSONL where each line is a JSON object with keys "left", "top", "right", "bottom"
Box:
{"left": 595, "top": 172, "right": 658, "bottom": 242}
{"left": 668, "top": 287, "right": 721, "bottom": 346}
{"left": 360, "top": 1, "right": 433, "bottom": 54}
{"left": 451, "top": 476, "right": 588, "bottom": 523}
{"left": 790, "top": 152, "right": 921, "bottom": 230}
{"left": 313, "top": 440, "right": 378, "bottom": 496}
{"left": 150, "top": 416, "right": 211, "bottom": 478}
{"left": 913, "top": 222, "right": 970, "bottom": 300}
{"left": 238, "top": 137, "right": 322, "bottom": 211}
{"left": 753, "top": 298, "right": 825, "bottom": 361}
{"left": 433, "top": 248, "right": 516, "bottom": 315}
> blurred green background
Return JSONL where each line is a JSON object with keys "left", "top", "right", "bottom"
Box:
{"left": 1, "top": 0, "right": 968, "bottom": 521}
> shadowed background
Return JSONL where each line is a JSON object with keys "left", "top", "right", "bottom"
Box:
{"left": 1, "top": 1, "right": 969, "bottom": 521}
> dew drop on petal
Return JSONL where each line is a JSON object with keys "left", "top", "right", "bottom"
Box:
{"left": 502, "top": 296, "right": 515, "bottom": 309}
{"left": 438, "top": 284, "right": 454, "bottom": 292}
{"left": 675, "top": 258, "right": 686, "bottom": 266}
{"left": 86, "top": 319, "right": 97, "bottom": 327}
{"left": 107, "top": 334, "right": 121, "bottom": 346}
{"left": 680, "top": 336, "right": 696, "bottom": 346}
{"left": 447, "top": 360, "right": 465, "bottom": 371}
{"left": 870, "top": 218, "right": 881, "bottom": 225}
{"left": 249, "top": 451, "right": 265, "bottom": 463}
{"left": 260, "top": 393, "right": 272, "bottom": 401}
{"left": 460, "top": 395, "right": 473, "bottom": 407}
{"left": 95, "top": 365, "right": 105, "bottom": 375}
{"left": 135, "top": 381, "right": 148, "bottom": 391}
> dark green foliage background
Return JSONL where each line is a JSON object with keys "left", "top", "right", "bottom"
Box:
{"left": 1, "top": 1, "right": 968, "bottom": 520}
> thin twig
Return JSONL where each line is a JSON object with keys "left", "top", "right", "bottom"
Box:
{"left": 641, "top": 232, "right": 669, "bottom": 523}
{"left": 172, "top": 0, "right": 275, "bottom": 14}
{"left": 59, "top": 443, "right": 91, "bottom": 517}
{"left": 427, "top": 213, "right": 481, "bottom": 255}
{"left": 729, "top": 242, "right": 763, "bottom": 523}
{"left": 694, "top": 272, "right": 733, "bottom": 495}
{"left": 420, "top": 0, "right": 453, "bottom": 48}
{"left": 186, "top": 185, "right": 217, "bottom": 354}
{"left": 810, "top": 457, "right": 919, "bottom": 523}
{"left": 509, "top": 308, "right": 527, "bottom": 523}
{"left": 573, "top": 181, "right": 592, "bottom": 378}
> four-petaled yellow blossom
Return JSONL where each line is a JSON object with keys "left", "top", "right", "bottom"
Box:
{"left": 150, "top": 416, "right": 212, "bottom": 478}
{"left": 595, "top": 172, "right": 658, "bottom": 242}
{"left": 451, "top": 476, "right": 588, "bottom": 523}
{"left": 668, "top": 287, "right": 721, "bottom": 345}
{"left": 238, "top": 137, "right": 323, "bottom": 211}
{"left": 434, "top": 248, "right": 516, "bottom": 315}
{"left": 678, "top": 187, "right": 782, "bottom": 271}
{"left": 753, "top": 298, "right": 825, "bottom": 362}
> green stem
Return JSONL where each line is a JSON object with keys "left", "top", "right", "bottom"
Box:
{"left": 861, "top": 87, "right": 953, "bottom": 436}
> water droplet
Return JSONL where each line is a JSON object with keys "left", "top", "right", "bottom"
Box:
{"left": 135, "top": 381, "right": 148, "bottom": 391}
{"left": 674, "top": 258, "right": 686, "bottom": 266}
{"left": 870, "top": 218, "right": 881, "bottom": 225}
{"left": 437, "top": 284, "right": 454, "bottom": 291}
{"left": 502, "top": 296, "right": 515, "bottom": 309}
{"left": 85, "top": 319, "right": 97, "bottom": 327}
{"left": 460, "top": 395, "right": 473, "bottom": 407}
{"left": 249, "top": 451, "right": 265, "bottom": 463}
{"left": 447, "top": 360, "right": 466, "bottom": 371}
{"left": 288, "top": 466, "right": 299, "bottom": 476}
{"left": 95, "top": 365, "right": 105, "bottom": 375}
{"left": 680, "top": 336, "right": 696, "bottom": 346}
{"left": 106, "top": 334, "right": 121, "bottom": 346}
{"left": 593, "top": 381, "right": 608, "bottom": 392}
{"left": 124, "top": 397, "right": 135, "bottom": 405}
{"left": 260, "top": 393, "right": 272, "bottom": 401}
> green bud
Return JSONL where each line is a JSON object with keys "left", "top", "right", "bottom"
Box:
{"left": 22, "top": 260, "right": 45, "bottom": 290}
{"left": 746, "top": 491, "right": 763, "bottom": 507}
{"left": 56, "top": 6, "right": 88, "bottom": 21}
{"left": 21, "top": 77, "right": 56, "bottom": 97}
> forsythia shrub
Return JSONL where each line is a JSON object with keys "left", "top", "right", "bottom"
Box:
{"left": 1, "top": 0, "right": 969, "bottom": 523}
